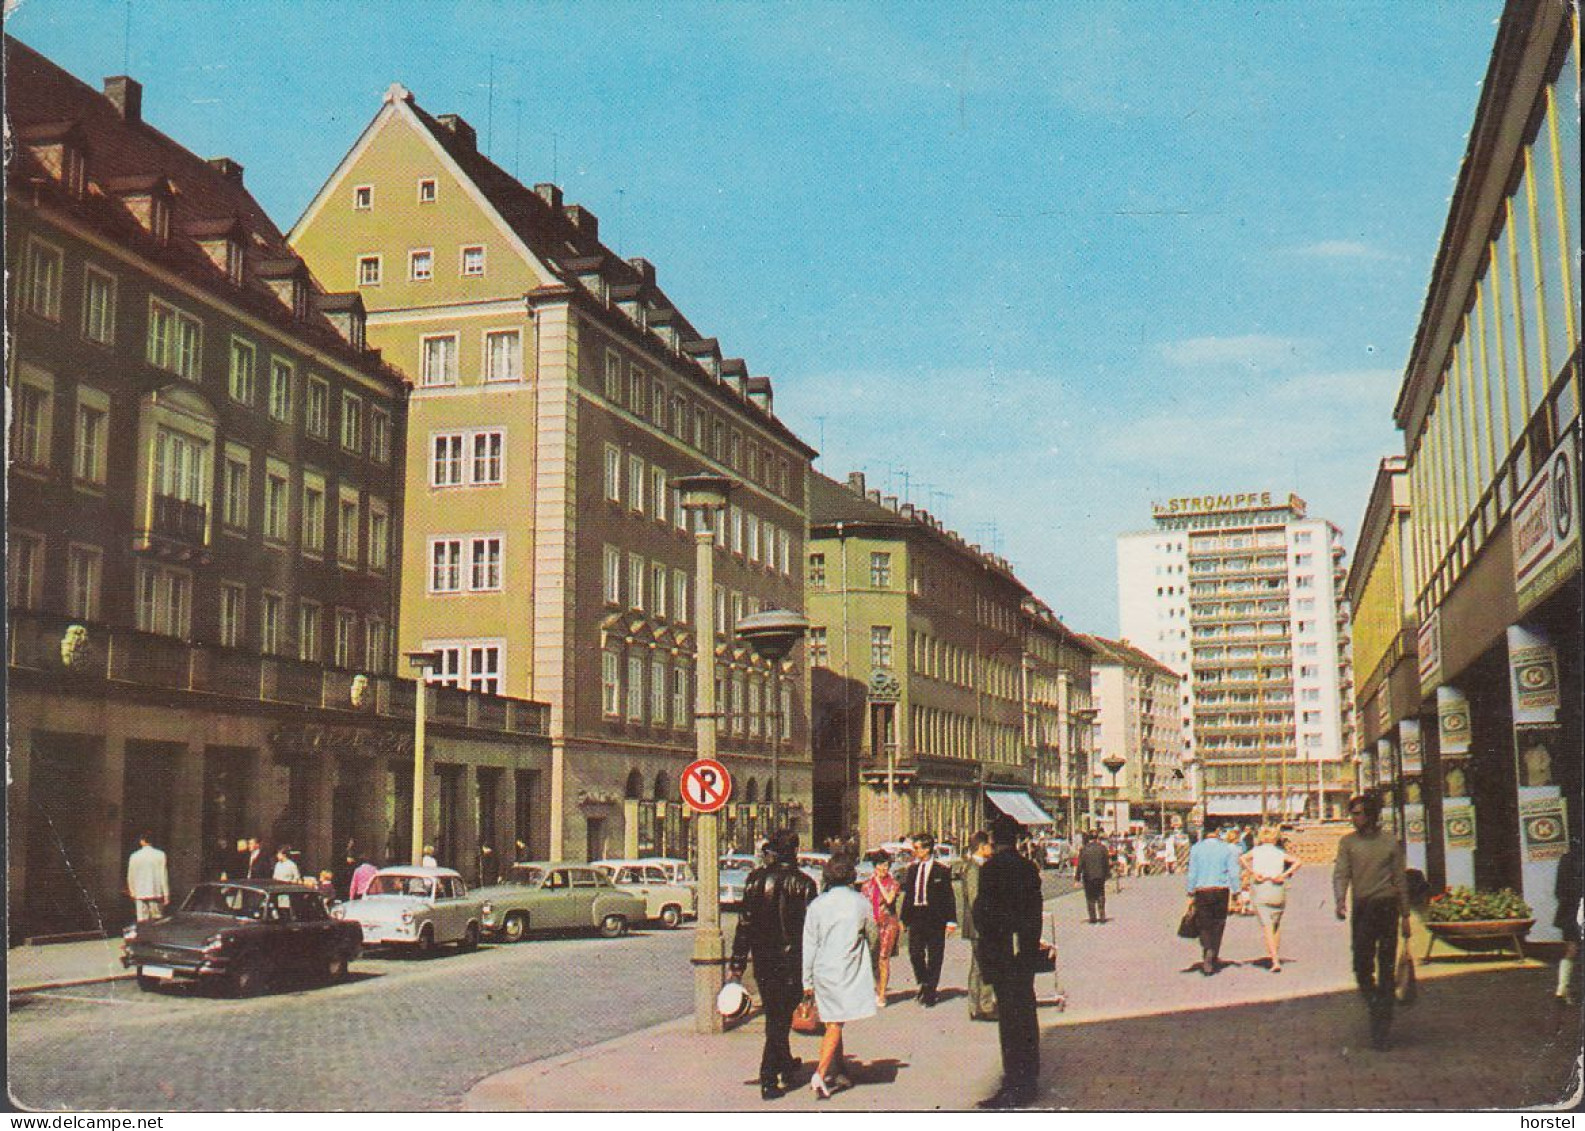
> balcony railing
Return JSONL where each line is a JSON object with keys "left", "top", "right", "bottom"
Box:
{"left": 152, "top": 494, "right": 208, "bottom": 543}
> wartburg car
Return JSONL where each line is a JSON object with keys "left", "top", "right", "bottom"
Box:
{"left": 474, "top": 862, "right": 646, "bottom": 942}
{"left": 331, "top": 866, "right": 484, "bottom": 953}
{"left": 121, "top": 880, "right": 361, "bottom": 996}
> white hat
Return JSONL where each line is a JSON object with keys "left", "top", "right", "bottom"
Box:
{"left": 716, "top": 980, "right": 752, "bottom": 1021}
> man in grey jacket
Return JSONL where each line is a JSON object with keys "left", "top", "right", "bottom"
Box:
{"left": 1075, "top": 831, "right": 1111, "bottom": 923}
{"left": 1334, "top": 792, "right": 1411, "bottom": 1050}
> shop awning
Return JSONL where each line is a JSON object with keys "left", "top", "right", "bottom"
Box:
{"left": 985, "top": 790, "right": 1057, "bottom": 826}
{"left": 1205, "top": 793, "right": 1307, "bottom": 818}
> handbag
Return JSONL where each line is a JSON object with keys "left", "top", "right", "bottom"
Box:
{"left": 1177, "top": 904, "right": 1200, "bottom": 939}
{"left": 1030, "top": 939, "right": 1058, "bottom": 974}
{"left": 1394, "top": 949, "right": 1418, "bottom": 1006}
{"left": 791, "top": 994, "right": 824, "bottom": 1034}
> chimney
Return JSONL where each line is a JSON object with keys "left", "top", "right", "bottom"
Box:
{"left": 883, "top": 495, "right": 898, "bottom": 511}
{"left": 565, "top": 205, "right": 599, "bottom": 242}
{"left": 627, "top": 258, "right": 656, "bottom": 289}
{"left": 867, "top": 489, "right": 882, "bottom": 504}
{"left": 847, "top": 472, "right": 866, "bottom": 496}
{"left": 207, "top": 157, "right": 245, "bottom": 185}
{"left": 900, "top": 503, "right": 915, "bottom": 520}
{"left": 534, "top": 183, "right": 563, "bottom": 210}
{"left": 435, "top": 113, "right": 477, "bottom": 151}
{"left": 103, "top": 76, "right": 142, "bottom": 123}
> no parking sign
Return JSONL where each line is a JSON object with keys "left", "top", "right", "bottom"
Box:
{"left": 681, "top": 759, "right": 732, "bottom": 814}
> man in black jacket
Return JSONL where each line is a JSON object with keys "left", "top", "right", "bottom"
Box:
{"left": 973, "top": 815, "right": 1045, "bottom": 1108}
{"left": 900, "top": 832, "right": 957, "bottom": 1006}
{"left": 1075, "top": 831, "right": 1111, "bottom": 923}
{"left": 730, "top": 829, "right": 818, "bottom": 1099}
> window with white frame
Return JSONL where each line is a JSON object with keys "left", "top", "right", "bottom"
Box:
{"left": 651, "top": 379, "right": 666, "bottom": 427}
{"left": 153, "top": 426, "right": 209, "bottom": 512}
{"left": 650, "top": 562, "right": 668, "bottom": 618}
{"left": 748, "top": 679, "right": 762, "bottom": 737}
{"left": 83, "top": 266, "right": 117, "bottom": 344}
{"left": 338, "top": 492, "right": 360, "bottom": 565}
{"left": 730, "top": 592, "right": 744, "bottom": 630}
{"left": 777, "top": 529, "right": 791, "bottom": 575}
{"left": 672, "top": 568, "right": 690, "bottom": 623}
{"left": 650, "top": 466, "right": 668, "bottom": 521}
{"left": 602, "top": 652, "right": 621, "bottom": 716}
{"left": 11, "top": 371, "right": 53, "bottom": 470}
{"left": 651, "top": 657, "right": 668, "bottom": 725}
{"left": 8, "top": 531, "right": 44, "bottom": 610}
{"left": 470, "top": 536, "right": 503, "bottom": 590}
{"left": 461, "top": 245, "right": 486, "bottom": 277}
{"left": 671, "top": 668, "right": 689, "bottom": 728}
{"left": 222, "top": 445, "right": 250, "bottom": 530}
{"left": 371, "top": 408, "right": 392, "bottom": 463}
{"left": 74, "top": 391, "right": 108, "bottom": 485}
{"left": 483, "top": 329, "right": 521, "bottom": 382}
{"left": 604, "top": 350, "right": 622, "bottom": 401}
{"left": 264, "top": 462, "right": 289, "bottom": 542}
{"left": 871, "top": 625, "right": 893, "bottom": 669}
{"left": 24, "top": 236, "right": 63, "bottom": 320}
{"left": 409, "top": 249, "right": 434, "bottom": 281}
{"left": 468, "top": 643, "right": 502, "bottom": 693}
{"left": 334, "top": 609, "right": 357, "bottom": 668}
{"left": 629, "top": 366, "right": 645, "bottom": 416}
{"left": 368, "top": 500, "right": 390, "bottom": 572}
{"left": 714, "top": 585, "right": 727, "bottom": 633}
{"left": 430, "top": 539, "right": 463, "bottom": 593}
{"left": 432, "top": 432, "right": 465, "bottom": 487}
{"left": 227, "top": 338, "right": 256, "bottom": 404}
{"left": 366, "top": 617, "right": 390, "bottom": 673}
{"left": 604, "top": 445, "right": 622, "bottom": 502}
{"left": 219, "top": 581, "right": 245, "bottom": 647}
{"left": 603, "top": 545, "right": 622, "bottom": 605}
{"left": 780, "top": 683, "right": 792, "bottom": 739}
{"left": 808, "top": 626, "right": 829, "bottom": 667}
{"left": 306, "top": 378, "right": 330, "bottom": 437}
{"left": 627, "top": 655, "right": 645, "bottom": 721}
{"left": 301, "top": 476, "right": 326, "bottom": 555}
{"left": 729, "top": 506, "right": 744, "bottom": 555}
{"left": 420, "top": 334, "right": 458, "bottom": 386}
{"left": 627, "top": 453, "right": 645, "bottom": 512}
{"left": 417, "top": 178, "right": 437, "bottom": 203}
{"left": 261, "top": 591, "right": 284, "bottom": 655}
{"left": 136, "top": 563, "right": 192, "bottom": 638}
{"left": 808, "top": 553, "right": 826, "bottom": 588}
{"left": 357, "top": 255, "right": 381, "bottom": 286}
{"left": 471, "top": 430, "right": 503, "bottom": 484}
{"left": 628, "top": 553, "right": 645, "bottom": 610}
{"left": 746, "top": 513, "right": 761, "bottom": 563}
{"left": 269, "top": 358, "right": 294, "bottom": 421}
{"left": 670, "top": 483, "right": 686, "bottom": 530}
{"left": 871, "top": 552, "right": 892, "bottom": 588}
{"left": 341, "top": 393, "right": 363, "bottom": 452}
{"left": 732, "top": 673, "right": 747, "bottom": 735}
{"left": 67, "top": 544, "right": 101, "bottom": 620}
{"left": 353, "top": 184, "right": 373, "bottom": 209}
{"left": 147, "top": 298, "right": 202, "bottom": 380}
{"left": 427, "top": 646, "right": 463, "bottom": 688}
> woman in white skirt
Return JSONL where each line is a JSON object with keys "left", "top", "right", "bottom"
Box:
{"left": 802, "top": 855, "right": 877, "bottom": 1098}
{"left": 1241, "top": 826, "right": 1300, "bottom": 972}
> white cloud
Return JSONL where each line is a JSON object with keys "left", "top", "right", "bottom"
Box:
{"left": 1156, "top": 334, "right": 1312, "bottom": 371}
{"left": 1293, "top": 239, "right": 1391, "bottom": 261}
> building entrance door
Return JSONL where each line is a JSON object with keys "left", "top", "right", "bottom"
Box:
{"left": 22, "top": 732, "right": 104, "bottom": 940}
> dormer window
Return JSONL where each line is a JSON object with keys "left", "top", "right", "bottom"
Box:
{"left": 61, "top": 144, "right": 87, "bottom": 198}
{"left": 108, "top": 174, "right": 174, "bottom": 244}
{"left": 190, "top": 218, "right": 247, "bottom": 287}
{"left": 20, "top": 121, "right": 89, "bottom": 199}
{"left": 418, "top": 178, "right": 438, "bottom": 204}
{"left": 256, "top": 257, "right": 310, "bottom": 320}
{"left": 353, "top": 184, "right": 373, "bottom": 210}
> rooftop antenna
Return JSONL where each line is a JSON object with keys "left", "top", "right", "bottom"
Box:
{"left": 485, "top": 52, "right": 495, "bottom": 154}
{"left": 123, "top": 0, "right": 132, "bottom": 72}
{"left": 512, "top": 98, "right": 523, "bottom": 179}
{"left": 813, "top": 415, "right": 827, "bottom": 458}
{"left": 615, "top": 188, "right": 626, "bottom": 255}
{"left": 898, "top": 468, "right": 912, "bottom": 504}
{"left": 551, "top": 130, "right": 559, "bottom": 184}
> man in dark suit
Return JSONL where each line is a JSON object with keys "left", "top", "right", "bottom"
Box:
{"left": 243, "top": 837, "right": 271, "bottom": 880}
{"left": 1075, "top": 831, "right": 1111, "bottom": 923}
{"left": 973, "top": 815, "right": 1045, "bottom": 1108}
{"left": 900, "top": 832, "right": 956, "bottom": 1006}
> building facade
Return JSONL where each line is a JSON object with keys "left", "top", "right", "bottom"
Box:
{"left": 1345, "top": 458, "right": 1426, "bottom": 869}
{"left": 1084, "top": 636, "right": 1192, "bottom": 834}
{"left": 5, "top": 39, "right": 551, "bottom": 940}
{"left": 1389, "top": 0, "right": 1578, "bottom": 938}
{"left": 289, "top": 84, "right": 817, "bottom": 862}
{"left": 806, "top": 472, "right": 1058, "bottom": 847}
{"left": 1022, "top": 598, "right": 1099, "bottom": 836}
{"left": 1118, "top": 493, "right": 1357, "bottom": 825}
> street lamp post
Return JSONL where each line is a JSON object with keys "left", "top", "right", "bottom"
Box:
{"left": 674, "top": 474, "right": 734, "bottom": 1036}
{"left": 734, "top": 609, "right": 810, "bottom": 813}
{"left": 405, "top": 650, "right": 442, "bottom": 866}
{"left": 1102, "top": 754, "right": 1125, "bottom": 893}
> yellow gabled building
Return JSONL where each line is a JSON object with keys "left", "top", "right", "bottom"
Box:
{"left": 291, "top": 84, "right": 816, "bottom": 861}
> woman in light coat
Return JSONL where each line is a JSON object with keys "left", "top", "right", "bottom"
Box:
{"left": 802, "top": 855, "right": 876, "bottom": 1098}
{"left": 1241, "top": 826, "right": 1300, "bottom": 972}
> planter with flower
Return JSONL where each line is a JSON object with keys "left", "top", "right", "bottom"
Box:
{"left": 1422, "top": 887, "right": 1534, "bottom": 960}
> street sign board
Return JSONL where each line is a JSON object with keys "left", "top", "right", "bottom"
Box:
{"left": 681, "top": 758, "right": 732, "bottom": 814}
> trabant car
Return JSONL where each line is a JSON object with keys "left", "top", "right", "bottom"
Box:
{"left": 474, "top": 862, "right": 647, "bottom": 942}
{"left": 331, "top": 866, "right": 483, "bottom": 954}
{"left": 121, "top": 880, "right": 361, "bottom": 996}
{"left": 591, "top": 859, "right": 697, "bottom": 928}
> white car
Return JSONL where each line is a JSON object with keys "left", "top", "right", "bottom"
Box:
{"left": 717, "top": 855, "right": 758, "bottom": 908}
{"left": 592, "top": 859, "right": 697, "bottom": 928}
{"left": 635, "top": 857, "right": 696, "bottom": 886}
{"left": 331, "top": 866, "right": 483, "bottom": 954}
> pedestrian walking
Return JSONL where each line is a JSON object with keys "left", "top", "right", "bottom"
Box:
{"left": 1241, "top": 826, "right": 1300, "bottom": 972}
{"left": 1184, "top": 824, "right": 1242, "bottom": 974}
{"left": 125, "top": 833, "right": 170, "bottom": 922}
{"left": 860, "top": 853, "right": 901, "bottom": 1007}
{"left": 272, "top": 846, "right": 302, "bottom": 883}
{"left": 955, "top": 831, "right": 998, "bottom": 1021}
{"left": 1555, "top": 838, "right": 1581, "bottom": 1006}
{"left": 1333, "top": 792, "right": 1411, "bottom": 1049}
{"left": 728, "top": 829, "right": 818, "bottom": 1100}
{"left": 972, "top": 816, "right": 1045, "bottom": 1109}
{"left": 1075, "top": 831, "right": 1111, "bottom": 923}
{"left": 899, "top": 832, "right": 956, "bottom": 1006}
{"left": 803, "top": 855, "right": 877, "bottom": 1099}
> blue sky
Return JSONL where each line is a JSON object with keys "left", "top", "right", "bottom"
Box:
{"left": 9, "top": 1, "right": 1504, "bottom": 634}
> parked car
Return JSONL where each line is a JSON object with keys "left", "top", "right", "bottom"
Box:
{"left": 636, "top": 857, "right": 697, "bottom": 886}
{"left": 797, "top": 852, "right": 831, "bottom": 886}
{"left": 592, "top": 859, "right": 697, "bottom": 928}
{"left": 474, "top": 862, "right": 647, "bottom": 942}
{"left": 718, "top": 854, "right": 759, "bottom": 908}
{"left": 331, "top": 866, "right": 483, "bottom": 954}
{"left": 121, "top": 880, "right": 361, "bottom": 996}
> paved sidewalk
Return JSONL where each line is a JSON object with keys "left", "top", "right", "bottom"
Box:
{"left": 7, "top": 936, "right": 130, "bottom": 993}
{"left": 464, "top": 870, "right": 1579, "bottom": 1111}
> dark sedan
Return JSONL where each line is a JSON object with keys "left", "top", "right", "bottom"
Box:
{"left": 121, "top": 880, "right": 361, "bottom": 996}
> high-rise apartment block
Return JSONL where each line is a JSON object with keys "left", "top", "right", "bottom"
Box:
{"left": 1118, "top": 493, "right": 1357, "bottom": 824}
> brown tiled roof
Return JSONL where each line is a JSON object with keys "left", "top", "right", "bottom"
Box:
{"left": 1081, "top": 635, "right": 1181, "bottom": 680}
{"left": 4, "top": 35, "right": 401, "bottom": 390}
